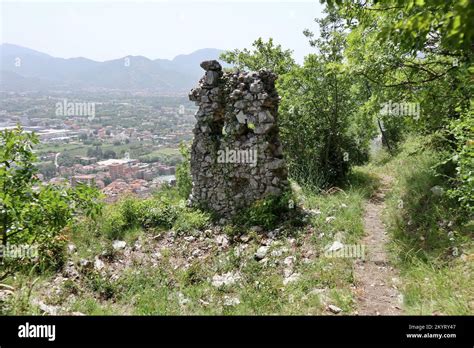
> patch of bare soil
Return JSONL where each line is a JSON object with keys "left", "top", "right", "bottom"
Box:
{"left": 354, "top": 175, "right": 403, "bottom": 315}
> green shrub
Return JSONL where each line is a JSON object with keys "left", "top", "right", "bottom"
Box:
{"left": 173, "top": 209, "right": 211, "bottom": 233}
{"left": 222, "top": 224, "right": 243, "bottom": 238}
{"left": 86, "top": 274, "right": 117, "bottom": 300}
{"left": 140, "top": 196, "right": 182, "bottom": 229}
{"left": 102, "top": 208, "right": 128, "bottom": 240}
{"left": 100, "top": 190, "right": 186, "bottom": 239}
{"left": 119, "top": 197, "right": 141, "bottom": 228}
{"left": 0, "top": 126, "right": 103, "bottom": 272}
{"left": 446, "top": 108, "right": 474, "bottom": 213}
{"left": 234, "top": 190, "right": 293, "bottom": 230}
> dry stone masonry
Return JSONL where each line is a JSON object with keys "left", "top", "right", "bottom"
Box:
{"left": 188, "top": 60, "right": 288, "bottom": 218}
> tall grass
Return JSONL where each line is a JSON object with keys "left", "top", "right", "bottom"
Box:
{"left": 381, "top": 136, "right": 473, "bottom": 314}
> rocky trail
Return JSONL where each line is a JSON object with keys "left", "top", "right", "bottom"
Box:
{"left": 354, "top": 175, "right": 403, "bottom": 315}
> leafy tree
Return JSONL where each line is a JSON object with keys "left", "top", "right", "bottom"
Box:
{"left": 325, "top": 0, "right": 472, "bottom": 137}
{"left": 57, "top": 152, "right": 77, "bottom": 167}
{"left": 327, "top": 0, "right": 474, "bottom": 53}
{"left": 280, "top": 10, "right": 375, "bottom": 188}
{"left": 220, "top": 38, "right": 296, "bottom": 75}
{"left": 323, "top": 0, "right": 473, "bottom": 210}
{"left": 87, "top": 145, "right": 103, "bottom": 159}
{"left": 103, "top": 149, "right": 117, "bottom": 159}
{"left": 36, "top": 161, "right": 57, "bottom": 180}
{"left": 221, "top": 25, "right": 376, "bottom": 189}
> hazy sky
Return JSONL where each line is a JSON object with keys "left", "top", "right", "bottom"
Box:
{"left": 1, "top": 0, "right": 324, "bottom": 63}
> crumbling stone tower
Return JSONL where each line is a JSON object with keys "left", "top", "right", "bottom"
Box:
{"left": 188, "top": 60, "right": 288, "bottom": 218}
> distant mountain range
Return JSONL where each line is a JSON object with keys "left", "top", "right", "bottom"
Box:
{"left": 0, "top": 44, "right": 229, "bottom": 93}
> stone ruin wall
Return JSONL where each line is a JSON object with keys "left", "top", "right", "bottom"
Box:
{"left": 188, "top": 60, "right": 288, "bottom": 218}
